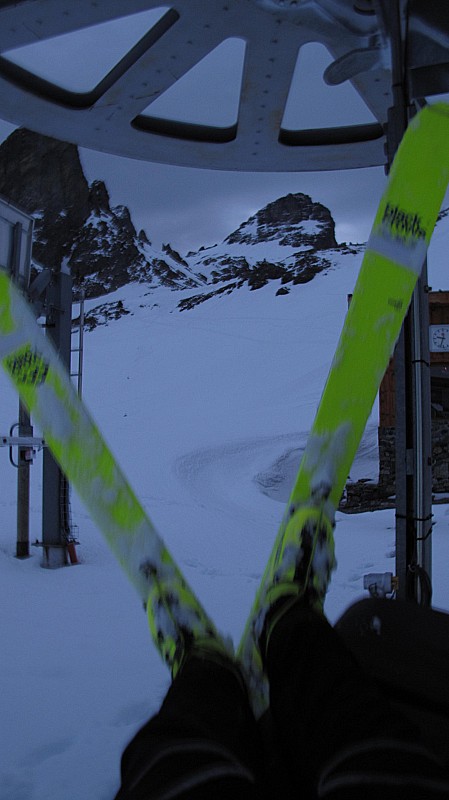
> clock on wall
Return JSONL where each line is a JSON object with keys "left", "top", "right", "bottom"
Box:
{"left": 430, "top": 325, "right": 449, "bottom": 352}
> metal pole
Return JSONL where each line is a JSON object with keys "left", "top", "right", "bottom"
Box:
{"left": 411, "top": 270, "right": 433, "bottom": 600}
{"left": 16, "top": 400, "right": 32, "bottom": 558}
{"left": 41, "top": 264, "right": 73, "bottom": 568}
{"left": 77, "top": 289, "right": 85, "bottom": 398}
{"left": 395, "top": 278, "right": 432, "bottom": 602}
{"left": 385, "top": 0, "right": 433, "bottom": 602}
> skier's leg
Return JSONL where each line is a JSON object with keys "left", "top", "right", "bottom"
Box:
{"left": 263, "top": 598, "right": 449, "bottom": 799}
{"left": 114, "top": 646, "right": 262, "bottom": 800}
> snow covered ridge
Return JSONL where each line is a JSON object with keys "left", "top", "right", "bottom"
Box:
{"left": 0, "top": 129, "right": 359, "bottom": 303}
{"left": 177, "top": 193, "right": 362, "bottom": 307}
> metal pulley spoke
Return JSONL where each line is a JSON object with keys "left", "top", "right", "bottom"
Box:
{"left": 0, "top": 0, "right": 391, "bottom": 170}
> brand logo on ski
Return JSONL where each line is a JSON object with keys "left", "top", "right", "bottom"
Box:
{"left": 5, "top": 344, "right": 49, "bottom": 386}
{"left": 382, "top": 203, "right": 426, "bottom": 241}
{"left": 388, "top": 297, "right": 404, "bottom": 310}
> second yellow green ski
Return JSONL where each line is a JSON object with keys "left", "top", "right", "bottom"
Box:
{"left": 238, "top": 103, "right": 449, "bottom": 714}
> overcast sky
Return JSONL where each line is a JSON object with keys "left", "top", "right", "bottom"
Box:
{"left": 81, "top": 148, "right": 388, "bottom": 252}
{"left": 0, "top": 114, "right": 388, "bottom": 254}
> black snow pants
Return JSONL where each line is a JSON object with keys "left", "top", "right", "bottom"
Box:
{"left": 114, "top": 603, "right": 449, "bottom": 800}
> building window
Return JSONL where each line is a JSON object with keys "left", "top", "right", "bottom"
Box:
{"left": 431, "top": 365, "right": 449, "bottom": 419}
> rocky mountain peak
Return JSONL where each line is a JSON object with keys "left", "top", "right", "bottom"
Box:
{"left": 0, "top": 128, "right": 90, "bottom": 267}
{"left": 88, "top": 180, "right": 111, "bottom": 214}
{"left": 181, "top": 191, "right": 345, "bottom": 308}
{"left": 225, "top": 192, "right": 337, "bottom": 250}
{"left": 0, "top": 128, "right": 89, "bottom": 220}
{"left": 162, "top": 243, "right": 189, "bottom": 267}
{"left": 0, "top": 128, "right": 200, "bottom": 296}
{"left": 0, "top": 130, "right": 347, "bottom": 309}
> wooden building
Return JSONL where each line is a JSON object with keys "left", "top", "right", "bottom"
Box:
{"left": 378, "top": 291, "right": 449, "bottom": 494}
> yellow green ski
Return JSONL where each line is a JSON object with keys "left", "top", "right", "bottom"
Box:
{"left": 237, "top": 103, "right": 449, "bottom": 714}
{"left": 0, "top": 280, "right": 223, "bottom": 676}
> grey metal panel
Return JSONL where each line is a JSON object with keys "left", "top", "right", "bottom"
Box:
{"left": 0, "top": 0, "right": 391, "bottom": 170}
{"left": 407, "top": 0, "right": 449, "bottom": 99}
{"left": 0, "top": 195, "right": 34, "bottom": 285}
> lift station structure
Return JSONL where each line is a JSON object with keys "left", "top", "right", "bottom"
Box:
{"left": 0, "top": 194, "right": 81, "bottom": 565}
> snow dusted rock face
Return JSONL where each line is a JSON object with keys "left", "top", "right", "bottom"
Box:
{"left": 181, "top": 193, "right": 347, "bottom": 308}
{"left": 0, "top": 128, "right": 90, "bottom": 270}
{"left": 0, "top": 129, "right": 200, "bottom": 297}
{"left": 225, "top": 192, "right": 337, "bottom": 250}
{"left": 0, "top": 131, "right": 352, "bottom": 308}
{"left": 68, "top": 180, "right": 149, "bottom": 295}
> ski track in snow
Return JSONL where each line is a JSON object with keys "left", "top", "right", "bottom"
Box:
{"left": 174, "top": 431, "right": 306, "bottom": 512}
{"left": 169, "top": 423, "right": 383, "bottom": 629}
{"left": 174, "top": 423, "right": 380, "bottom": 510}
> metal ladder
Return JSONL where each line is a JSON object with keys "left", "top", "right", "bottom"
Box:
{"left": 70, "top": 289, "right": 85, "bottom": 398}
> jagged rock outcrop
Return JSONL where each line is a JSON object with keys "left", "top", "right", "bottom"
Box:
{"left": 0, "top": 128, "right": 200, "bottom": 297}
{"left": 0, "top": 128, "right": 90, "bottom": 269}
{"left": 0, "top": 130, "right": 349, "bottom": 309}
{"left": 67, "top": 179, "right": 152, "bottom": 295}
{"left": 181, "top": 192, "right": 345, "bottom": 308}
{"left": 225, "top": 193, "right": 337, "bottom": 250}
